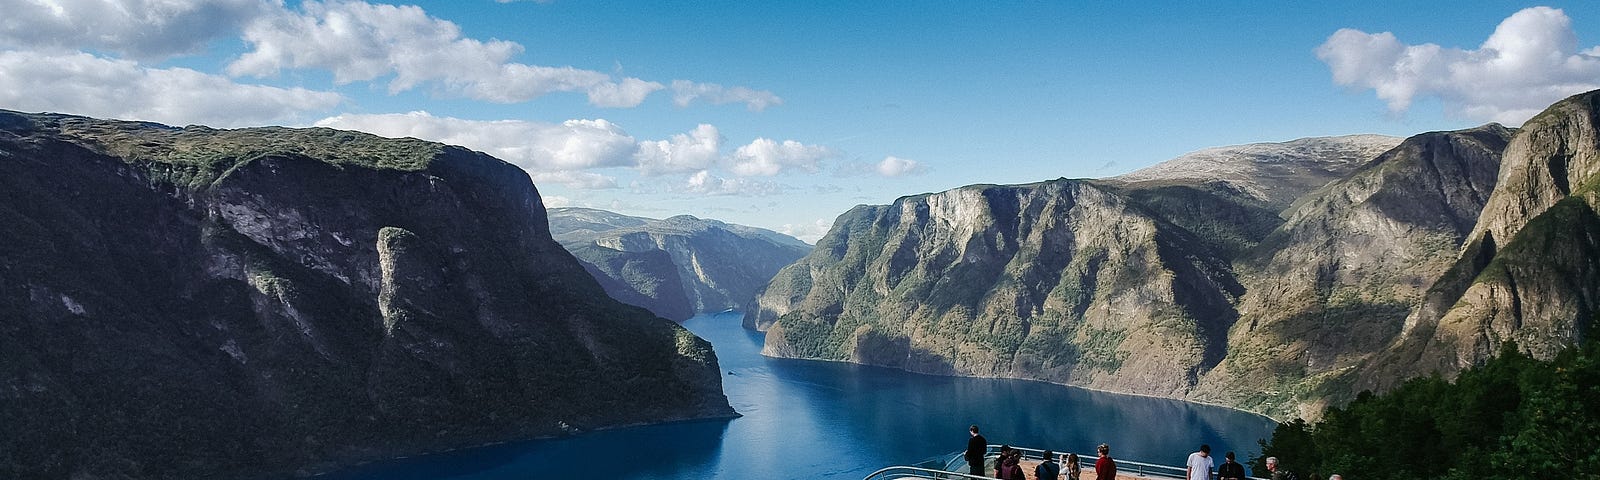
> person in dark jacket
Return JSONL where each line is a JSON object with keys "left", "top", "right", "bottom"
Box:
{"left": 965, "top": 425, "right": 987, "bottom": 476}
{"left": 996, "top": 446, "right": 1024, "bottom": 480}
{"left": 1035, "top": 450, "right": 1061, "bottom": 480}
{"left": 1217, "top": 451, "right": 1247, "bottom": 480}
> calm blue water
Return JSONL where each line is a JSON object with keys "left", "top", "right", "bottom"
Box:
{"left": 323, "top": 312, "right": 1276, "bottom": 479}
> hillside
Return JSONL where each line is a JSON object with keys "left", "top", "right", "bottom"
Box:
{"left": 0, "top": 111, "right": 733, "bottom": 479}
{"left": 549, "top": 207, "right": 810, "bottom": 321}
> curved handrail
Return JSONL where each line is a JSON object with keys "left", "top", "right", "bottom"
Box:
{"left": 861, "top": 465, "right": 995, "bottom": 480}
{"left": 911, "top": 445, "right": 1269, "bottom": 480}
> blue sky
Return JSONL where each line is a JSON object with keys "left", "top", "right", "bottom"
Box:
{"left": 5, "top": 1, "right": 1600, "bottom": 241}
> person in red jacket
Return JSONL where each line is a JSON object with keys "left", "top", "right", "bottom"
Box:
{"left": 1095, "top": 444, "right": 1117, "bottom": 480}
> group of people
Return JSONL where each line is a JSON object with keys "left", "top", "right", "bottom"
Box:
{"left": 965, "top": 426, "right": 1344, "bottom": 480}
{"left": 963, "top": 425, "right": 1105, "bottom": 480}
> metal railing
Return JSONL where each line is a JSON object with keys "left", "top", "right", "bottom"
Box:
{"left": 868, "top": 444, "right": 1267, "bottom": 480}
{"left": 861, "top": 465, "right": 999, "bottom": 480}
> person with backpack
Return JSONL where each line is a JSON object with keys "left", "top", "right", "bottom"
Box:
{"left": 1265, "top": 456, "right": 1298, "bottom": 480}
{"left": 1034, "top": 450, "right": 1061, "bottom": 480}
{"left": 995, "top": 445, "right": 1013, "bottom": 479}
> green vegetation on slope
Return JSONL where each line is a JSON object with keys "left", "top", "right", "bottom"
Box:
{"left": 1256, "top": 339, "right": 1600, "bottom": 480}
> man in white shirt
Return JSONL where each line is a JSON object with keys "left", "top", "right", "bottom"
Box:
{"left": 1186, "top": 444, "right": 1213, "bottom": 480}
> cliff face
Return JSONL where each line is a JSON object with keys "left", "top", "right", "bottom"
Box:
{"left": 0, "top": 111, "right": 733, "bottom": 479}
{"left": 1362, "top": 91, "right": 1600, "bottom": 391}
{"left": 749, "top": 179, "right": 1242, "bottom": 396}
{"left": 748, "top": 129, "right": 1538, "bottom": 419}
{"left": 1107, "top": 134, "right": 1402, "bottom": 210}
{"left": 1191, "top": 125, "right": 1512, "bottom": 418}
{"left": 549, "top": 207, "right": 810, "bottom": 321}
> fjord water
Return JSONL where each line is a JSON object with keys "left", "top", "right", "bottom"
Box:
{"left": 326, "top": 312, "right": 1275, "bottom": 479}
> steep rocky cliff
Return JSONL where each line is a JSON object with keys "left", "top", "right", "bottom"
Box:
{"left": 549, "top": 207, "right": 810, "bottom": 321}
{"left": 747, "top": 130, "right": 1540, "bottom": 419}
{"left": 1191, "top": 125, "right": 1512, "bottom": 418}
{"left": 0, "top": 111, "right": 733, "bottom": 479}
{"left": 1103, "top": 135, "right": 1400, "bottom": 260}
{"left": 1361, "top": 91, "right": 1600, "bottom": 391}
{"left": 748, "top": 179, "right": 1243, "bottom": 396}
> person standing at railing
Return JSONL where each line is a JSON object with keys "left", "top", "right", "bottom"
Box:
{"left": 1186, "top": 444, "right": 1213, "bottom": 480}
{"left": 1094, "top": 444, "right": 1117, "bottom": 480}
{"left": 1216, "top": 451, "right": 1247, "bottom": 480}
{"left": 1064, "top": 453, "right": 1082, "bottom": 480}
{"left": 965, "top": 425, "right": 987, "bottom": 476}
{"left": 1034, "top": 450, "right": 1061, "bottom": 480}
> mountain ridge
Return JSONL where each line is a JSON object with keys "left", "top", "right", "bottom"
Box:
{"left": 0, "top": 110, "right": 734, "bottom": 479}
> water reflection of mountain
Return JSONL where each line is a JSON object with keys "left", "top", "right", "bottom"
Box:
{"left": 325, "top": 312, "right": 1274, "bottom": 480}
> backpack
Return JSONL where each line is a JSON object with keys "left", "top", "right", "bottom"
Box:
{"left": 1035, "top": 461, "right": 1061, "bottom": 480}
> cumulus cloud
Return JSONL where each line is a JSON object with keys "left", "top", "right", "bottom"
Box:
{"left": 682, "top": 170, "right": 786, "bottom": 196}
{"left": 529, "top": 171, "right": 619, "bottom": 190}
{"left": 0, "top": 50, "right": 340, "bottom": 127}
{"left": 541, "top": 195, "right": 573, "bottom": 207}
{"left": 315, "top": 111, "right": 638, "bottom": 171}
{"left": 226, "top": 1, "right": 687, "bottom": 108}
{"left": 671, "top": 80, "right": 783, "bottom": 111}
{"left": 729, "top": 138, "right": 835, "bottom": 176}
{"left": 0, "top": 0, "right": 272, "bottom": 59}
{"left": 875, "top": 155, "right": 925, "bottom": 177}
{"left": 777, "top": 218, "right": 833, "bottom": 244}
{"left": 1317, "top": 6, "right": 1600, "bottom": 124}
{"left": 635, "top": 124, "right": 723, "bottom": 175}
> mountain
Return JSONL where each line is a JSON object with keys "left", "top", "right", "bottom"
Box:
{"left": 0, "top": 111, "right": 734, "bottom": 479}
{"left": 1107, "top": 134, "right": 1402, "bottom": 209}
{"left": 748, "top": 129, "right": 1544, "bottom": 419}
{"left": 747, "top": 178, "right": 1246, "bottom": 397}
{"left": 1358, "top": 90, "right": 1600, "bottom": 393}
{"left": 548, "top": 207, "right": 810, "bottom": 321}
{"left": 1191, "top": 125, "right": 1512, "bottom": 418}
{"left": 1102, "top": 135, "right": 1401, "bottom": 260}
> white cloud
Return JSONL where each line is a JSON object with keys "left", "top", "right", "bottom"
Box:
{"left": 541, "top": 195, "right": 573, "bottom": 208}
{"left": 530, "top": 171, "right": 619, "bottom": 190}
{"left": 0, "top": 0, "right": 272, "bottom": 59}
{"left": 635, "top": 124, "right": 722, "bottom": 175}
{"left": 875, "top": 155, "right": 925, "bottom": 177}
{"left": 729, "top": 138, "right": 835, "bottom": 176}
{"left": 683, "top": 170, "right": 786, "bottom": 196}
{"left": 228, "top": 1, "right": 655, "bottom": 107}
{"left": 670, "top": 80, "right": 783, "bottom": 111}
{"left": 1317, "top": 6, "right": 1600, "bottom": 124}
{"left": 777, "top": 218, "right": 833, "bottom": 244}
{"left": 314, "top": 111, "right": 638, "bottom": 171}
{"left": 0, "top": 50, "right": 340, "bottom": 128}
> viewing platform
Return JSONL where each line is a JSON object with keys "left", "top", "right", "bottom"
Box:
{"left": 863, "top": 445, "right": 1269, "bottom": 480}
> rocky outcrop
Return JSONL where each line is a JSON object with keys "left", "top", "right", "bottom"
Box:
{"left": 1107, "top": 134, "right": 1401, "bottom": 210}
{"left": 549, "top": 207, "right": 810, "bottom": 321}
{"left": 748, "top": 179, "right": 1242, "bottom": 397}
{"left": 1191, "top": 125, "right": 1512, "bottom": 419}
{"left": 747, "top": 128, "right": 1538, "bottom": 420}
{"left": 0, "top": 111, "right": 733, "bottom": 479}
{"left": 1361, "top": 91, "right": 1600, "bottom": 392}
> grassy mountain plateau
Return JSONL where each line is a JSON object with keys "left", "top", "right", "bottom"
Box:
{"left": 547, "top": 207, "right": 810, "bottom": 322}
{"left": 0, "top": 111, "right": 733, "bottom": 479}
{"left": 750, "top": 90, "right": 1600, "bottom": 421}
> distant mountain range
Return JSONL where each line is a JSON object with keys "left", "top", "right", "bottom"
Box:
{"left": 0, "top": 111, "right": 733, "bottom": 479}
{"left": 749, "top": 90, "right": 1600, "bottom": 420}
{"left": 548, "top": 207, "right": 810, "bottom": 321}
